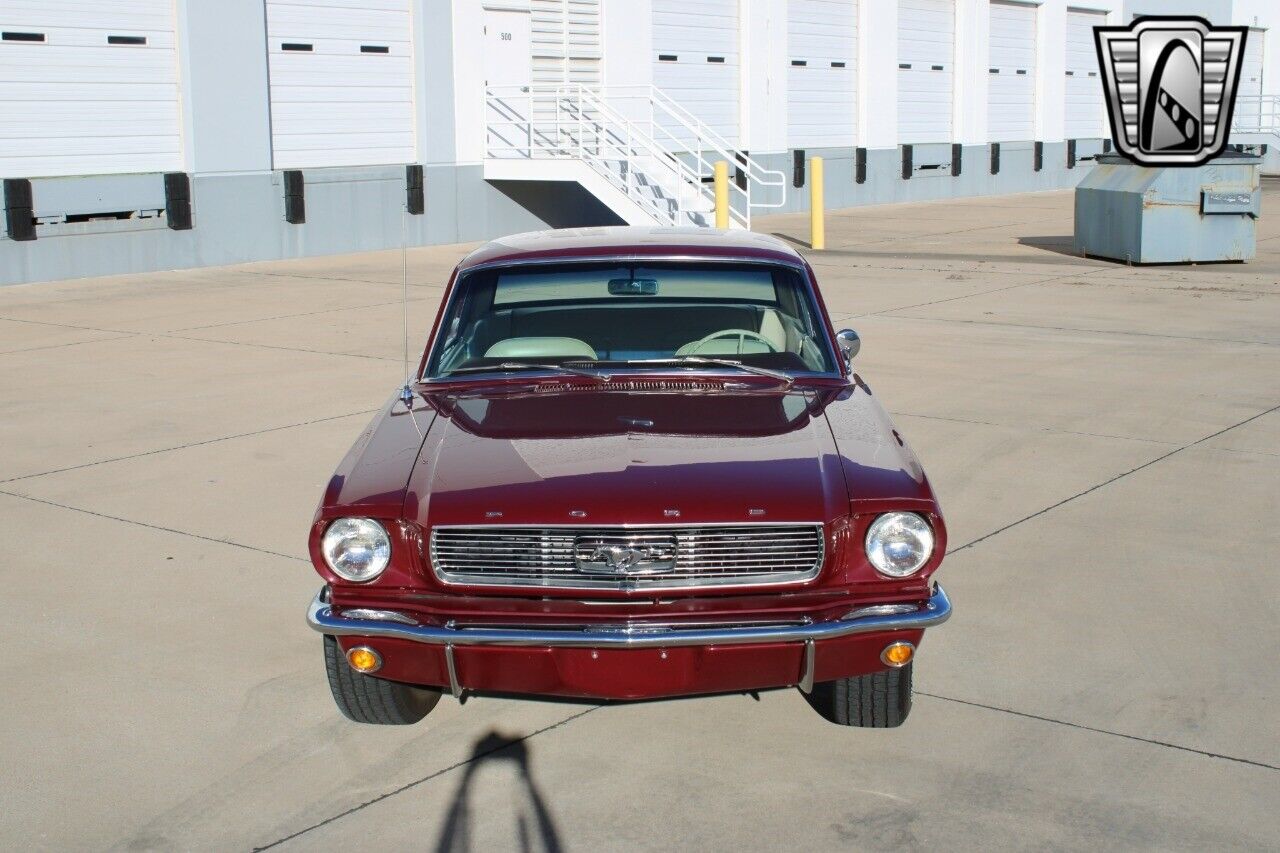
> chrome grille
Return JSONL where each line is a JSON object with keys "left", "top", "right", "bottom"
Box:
{"left": 429, "top": 524, "right": 826, "bottom": 590}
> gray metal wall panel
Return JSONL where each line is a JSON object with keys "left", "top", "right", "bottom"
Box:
{"left": 0, "top": 166, "right": 561, "bottom": 286}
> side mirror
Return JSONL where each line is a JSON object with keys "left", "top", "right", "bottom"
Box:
{"left": 836, "top": 329, "right": 860, "bottom": 367}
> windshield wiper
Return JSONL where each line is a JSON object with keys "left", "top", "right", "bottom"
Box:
{"left": 587, "top": 357, "right": 794, "bottom": 388}
{"left": 448, "top": 361, "right": 610, "bottom": 382}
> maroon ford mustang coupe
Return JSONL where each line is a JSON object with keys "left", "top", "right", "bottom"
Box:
{"left": 307, "top": 227, "right": 951, "bottom": 727}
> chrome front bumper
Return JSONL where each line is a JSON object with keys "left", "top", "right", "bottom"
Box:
{"left": 308, "top": 584, "right": 951, "bottom": 648}
{"left": 307, "top": 584, "right": 951, "bottom": 694}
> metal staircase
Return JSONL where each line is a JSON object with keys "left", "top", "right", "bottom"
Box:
{"left": 1231, "top": 94, "right": 1280, "bottom": 140}
{"left": 484, "top": 84, "right": 785, "bottom": 229}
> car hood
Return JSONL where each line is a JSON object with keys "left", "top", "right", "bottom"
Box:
{"left": 405, "top": 389, "right": 851, "bottom": 527}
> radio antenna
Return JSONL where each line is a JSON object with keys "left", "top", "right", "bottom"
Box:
{"left": 398, "top": 201, "right": 413, "bottom": 410}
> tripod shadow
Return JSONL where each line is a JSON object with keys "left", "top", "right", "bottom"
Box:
{"left": 434, "top": 731, "right": 563, "bottom": 853}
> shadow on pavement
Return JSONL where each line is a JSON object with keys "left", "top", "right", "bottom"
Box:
{"left": 773, "top": 232, "right": 1098, "bottom": 266}
{"left": 769, "top": 231, "right": 814, "bottom": 250}
{"left": 434, "top": 731, "right": 563, "bottom": 853}
{"left": 1017, "top": 234, "right": 1085, "bottom": 258}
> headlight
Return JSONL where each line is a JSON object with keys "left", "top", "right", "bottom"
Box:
{"left": 322, "top": 517, "right": 391, "bottom": 582}
{"left": 865, "top": 512, "right": 934, "bottom": 578}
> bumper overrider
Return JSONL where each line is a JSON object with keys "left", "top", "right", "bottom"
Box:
{"left": 307, "top": 584, "right": 952, "bottom": 699}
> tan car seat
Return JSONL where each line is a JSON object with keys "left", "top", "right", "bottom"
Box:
{"left": 484, "top": 337, "right": 597, "bottom": 360}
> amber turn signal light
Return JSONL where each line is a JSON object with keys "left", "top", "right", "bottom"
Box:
{"left": 880, "top": 641, "right": 914, "bottom": 668}
{"left": 346, "top": 646, "right": 382, "bottom": 673}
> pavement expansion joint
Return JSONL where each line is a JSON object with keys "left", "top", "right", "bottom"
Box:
{"left": 0, "top": 488, "right": 309, "bottom": 562}
{"left": 887, "top": 313, "right": 1280, "bottom": 348}
{"left": 918, "top": 692, "right": 1280, "bottom": 772}
{"left": 949, "top": 402, "right": 1280, "bottom": 555}
{"left": 0, "top": 409, "right": 378, "bottom": 485}
{"left": 889, "top": 410, "right": 1181, "bottom": 447}
{"left": 251, "top": 706, "right": 601, "bottom": 851}
{"left": 168, "top": 298, "right": 432, "bottom": 333}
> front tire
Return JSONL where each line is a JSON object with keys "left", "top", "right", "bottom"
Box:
{"left": 804, "top": 663, "right": 913, "bottom": 727}
{"left": 323, "top": 636, "right": 442, "bottom": 725}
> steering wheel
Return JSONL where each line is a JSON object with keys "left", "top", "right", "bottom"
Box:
{"left": 680, "top": 328, "right": 780, "bottom": 356}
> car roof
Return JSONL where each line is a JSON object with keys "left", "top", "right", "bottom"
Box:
{"left": 457, "top": 226, "right": 806, "bottom": 271}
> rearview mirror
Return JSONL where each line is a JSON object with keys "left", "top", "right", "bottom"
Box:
{"left": 836, "top": 329, "right": 860, "bottom": 367}
{"left": 608, "top": 277, "right": 658, "bottom": 296}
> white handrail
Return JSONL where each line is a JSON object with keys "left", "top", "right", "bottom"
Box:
{"left": 575, "top": 87, "right": 755, "bottom": 224}
{"left": 488, "top": 84, "right": 727, "bottom": 227}
{"left": 1230, "top": 94, "right": 1280, "bottom": 138}
{"left": 606, "top": 83, "right": 786, "bottom": 208}
{"left": 483, "top": 84, "right": 786, "bottom": 229}
{"left": 561, "top": 85, "right": 733, "bottom": 226}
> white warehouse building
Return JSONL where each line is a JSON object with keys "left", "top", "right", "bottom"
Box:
{"left": 1, "top": 0, "right": 1277, "bottom": 284}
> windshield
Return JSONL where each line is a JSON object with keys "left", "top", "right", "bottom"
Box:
{"left": 425, "top": 261, "right": 838, "bottom": 379}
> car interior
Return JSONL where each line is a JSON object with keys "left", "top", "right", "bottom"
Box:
{"left": 428, "top": 262, "right": 837, "bottom": 376}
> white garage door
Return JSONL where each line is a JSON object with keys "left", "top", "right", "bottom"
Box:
{"left": 1064, "top": 8, "right": 1107, "bottom": 139}
{"left": 1241, "top": 29, "right": 1265, "bottom": 98}
{"left": 1237, "top": 28, "right": 1266, "bottom": 127}
{"left": 898, "top": 0, "right": 955, "bottom": 144}
{"left": 531, "top": 0, "right": 601, "bottom": 86}
{"left": 0, "top": 2, "right": 181, "bottom": 178}
{"left": 653, "top": 0, "right": 740, "bottom": 147}
{"left": 787, "top": 0, "right": 858, "bottom": 149}
{"left": 265, "top": 0, "right": 415, "bottom": 169}
{"left": 987, "top": 1, "right": 1036, "bottom": 142}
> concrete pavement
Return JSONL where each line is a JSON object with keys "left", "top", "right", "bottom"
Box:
{"left": 1, "top": 189, "right": 1277, "bottom": 850}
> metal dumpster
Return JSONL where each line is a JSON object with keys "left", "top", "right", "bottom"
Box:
{"left": 1074, "top": 153, "right": 1261, "bottom": 263}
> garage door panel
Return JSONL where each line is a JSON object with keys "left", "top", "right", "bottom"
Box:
{"left": 0, "top": 117, "right": 177, "bottom": 140}
{"left": 654, "top": 63, "right": 739, "bottom": 138}
{"left": 271, "top": 102, "right": 413, "bottom": 121}
{"left": 0, "top": 28, "right": 177, "bottom": 49}
{"left": 1241, "top": 28, "right": 1265, "bottom": 98}
{"left": 0, "top": 82, "right": 177, "bottom": 104}
{"left": 267, "top": 131, "right": 416, "bottom": 151}
{"left": 898, "top": 0, "right": 954, "bottom": 144}
{"left": 654, "top": 1, "right": 738, "bottom": 53}
{"left": 0, "top": 135, "right": 180, "bottom": 159}
{"left": 988, "top": 1, "right": 1036, "bottom": 142}
{"left": 271, "top": 110, "right": 415, "bottom": 136}
{"left": 988, "top": 3, "right": 1035, "bottom": 64}
{"left": 0, "top": 56, "right": 179, "bottom": 85}
{"left": 1064, "top": 8, "right": 1106, "bottom": 138}
{"left": 1234, "top": 28, "right": 1266, "bottom": 127}
{"left": 788, "top": 0, "right": 857, "bottom": 149}
{"left": 268, "top": 60, "right": 415, "bottom": 85}
{"left": 0, "top": 5, "right": 181, "bottom": 177}
{"left": 265, "top": 0, "right": 416, "bottom": 169}
{"left": 654, "top": 0, "right": 739, "bottom": 146}
{"left": 267, "top": 21, "right": 412, "bottom": 42}
{"left": 1063, "top": 10, "right": 1098, "bottom": 70}
{"left": 263, "top": 35, "right": 412, "bottom": 53}
{"left": 1, "top": 153, "right": 181, "bottom": 180}
{"left": 266, "top": 3, "right": 410, "bottom": 24}
{"left": 266, "top": 0, "right": 403, "bottom": 10}
{"left": 265, "top": 86, "right": 410, "bottom": 105}
{"left": 1, "top": 1, "right": 175, "bottom": 32}
{"left": 897, "top": 75, "right": 954, "bottom": 99}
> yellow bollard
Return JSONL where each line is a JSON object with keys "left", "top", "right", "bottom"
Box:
{"left": 810, "top": 156, "right": 825, "bottom": 250}
{"left": 714, "top": 161, "right": 730, "bottom": 229}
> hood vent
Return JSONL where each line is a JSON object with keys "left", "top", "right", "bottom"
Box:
{"left": 534, "top": 379, "right": 730, "bottom": 393}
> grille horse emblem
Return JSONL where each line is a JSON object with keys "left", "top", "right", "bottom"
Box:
{"left": 1095, "top": 17, "right": 1247, "bottom": 166}
{"left": 574, "top": 536, "right": 678, "bottom": 575}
